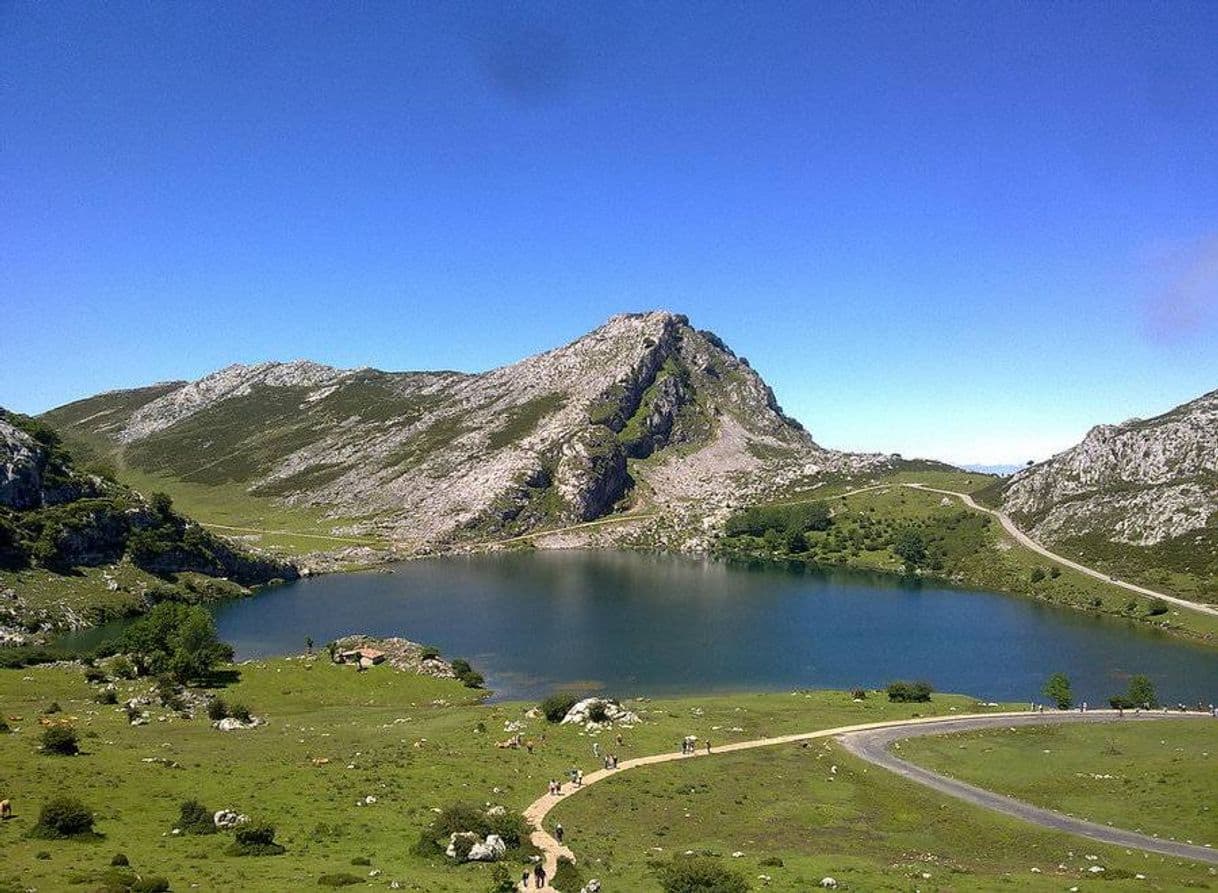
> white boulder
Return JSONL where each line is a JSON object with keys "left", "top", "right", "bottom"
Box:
{"left": 560, "top": 697, "right": 640, "bottom": 726}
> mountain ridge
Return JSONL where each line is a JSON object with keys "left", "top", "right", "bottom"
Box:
{"left": 43, "top": 311, "right": 892, "bottom": 554}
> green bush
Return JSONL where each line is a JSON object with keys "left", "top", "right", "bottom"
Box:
{"left": 552, "top": 856, "right": 585, "bottom": 892}
{"left": 177, "top": 799, "right": 217, "bottom": 835}
{"left": 426, "top": 803, "right": 532, "bottom": 851}
{"left": 541, "top": 691, "right": 581, "bottom": 723}
{"left": 84, "top": 667, "right": 107, "bottom": 684}
{"left": 1043, "top": 672, "right": 1072, "bottom": 710}
{"left": 318, "top": 874, "right": 363, "bottom": 887}
{"left": 96, "top": 688, "right": 119, "bottom": 705}
{"left": 349, "top": 856, "right": 371, "bottom": 866}
{"left": 1147, "top": 598, "right": 1169, "bottom": 616}
{"left": 111, "top": 853, "right": 130, "bottom": 867}
{"left": 655, "top": 855, "right": 750, "bottom": 893}
{"left": 587, "top": 701, "right": 610, "bottom": 723}
{"left": 207, "top": 698, "right": 229, "bottom": 721}
{"left": 45, "top": 701, "right": 61, "bottom": 714}
{"left": 29, "top": 796, "right": 95, "bottom": 838}
{"left": 110, "top": 655, "right": 137, "bottom": 679}
{"left": 419, "top": 645, "right": 441, "bottom": 661}
{"left": 0, "top": 717, "right": 10, "bottom": 734}
{"left": 885, "top": 680, "right": 933, "bottom": 703}
{"left": 40, "top": 725, "right": 80, "bottom": 755}
{"left": 450, "top": 658, "right": 485, "bottom": 689}
{"left": 228, "top": 823, "right": 285, "bottom": 856}
{"left": 230, "top": 702, "right": 252, "bottom": 723}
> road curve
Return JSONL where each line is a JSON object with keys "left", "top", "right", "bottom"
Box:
{"left": 522, "top": 710, "right": 1217, "bottom": 888}
{"left": 838, "top": 710, "right": 1218, "bottom": 864}
{"left": 904, "top": 483, "right": 1218, "bottom": 619}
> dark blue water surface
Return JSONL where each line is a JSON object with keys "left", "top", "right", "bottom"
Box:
{"left": 211, "top": 551, "right": 1218, "bottom": 704}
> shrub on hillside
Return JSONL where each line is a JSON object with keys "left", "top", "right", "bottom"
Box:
{"left": 29, "top": 797, "right": 96, "bottom": 839}
{"left": 541, "top": 692, "right": 581, "bottom": 723}
{"left": 654, "top": 855, "right": 750, "bottom": 893}
{"left": 551, "top": 856, "right": 585, "bottom": 892}
{"left": 111, "top": 853, "right": 130, "bottom": 867}
{"left": 227, "top": 823, "right": 285, "bottom": 856}
{"left": 84, "top": 667, "right": 107, "bottom": 684}
{"left": 207, "top": 698, "right": 229, "bottom": 721}
{"left": 110, "top": 655, "right": 137, "bottom": 679}
{"left": 587, "top": 701, "right": 610, "bottom": 723}
{"left": 0, "top": 716, "right": 10, "bottom": 733}
{"left": 450, "top": 658, "right": 485, "bottom": 689}
{"left": 95, "top": 688, "right": 118, "bottom": 705}
{"left": 318, "top": 873, "right": 362, "bottom": 887}
{"left": 177, "top": 799, "right": 217, "bottom": 835}
{"left": 40, "top": 725, "right": 80, "bottom": 755}
{"left": 229, "top": 702, "right": 252, "bottom": 723}
{"left": 45, "top": 701, "right": 61, "bottom": 714}
{"left": 885, "top": 680, "right": 933, "bottom": 703}
{"left": 426, "top": 802, "right": 532, "bottom": 851}
{"left": 1147, "top": 598, "right": 1169, "bottom": 616}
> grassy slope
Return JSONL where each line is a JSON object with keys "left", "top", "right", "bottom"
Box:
{"left": 721, "top": 471, "right": 1218, "bottom": 645}
{"left": 899, "top": 720, "right": 1218, "bottom": 846}
{"left": 550, "top": 734, "right": 1216, "bottom": 891}
{"left": 116, "top": 470, "right": 388, "bottom": 556}
{"left": 1, "top": 661, "right": 1007, "bottom": 892}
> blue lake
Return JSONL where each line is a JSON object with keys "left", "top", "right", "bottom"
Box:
{"left": 209, "top": 550, "right": 1218, "bottom": 704}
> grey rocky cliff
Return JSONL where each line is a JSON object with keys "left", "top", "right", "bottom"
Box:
{"left": 0, "top": 418, "right": 43, "bottom": 510}
{"left": 1000, "top": 389, "right": 1218, "bottom": 545}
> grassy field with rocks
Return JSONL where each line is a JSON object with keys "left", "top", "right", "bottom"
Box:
{"left": 1, "top": 659, "right": 1005, "bottom": 892}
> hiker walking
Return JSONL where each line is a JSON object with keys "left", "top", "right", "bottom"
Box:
{"left": 706, "top": 739, "right": 711, "bottom": 754}
{"left": 555, "top": 823, "right": 564, "bottom": 844}
{"left": 576, "top": 769, "right": 583, "bottom": 787}
{"left": 521, "top": 869, "right": 530, "bottom": 889}
{"left": 534, "top": 863, "right": 547, "bottom": 888}
{"left": 592, "top": 741, "right": 600, "bottom": 758}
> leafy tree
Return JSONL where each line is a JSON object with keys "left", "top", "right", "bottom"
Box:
{"left": 1127, "top": 674, "right": 1157, "bottom": 708}
{"left": 121, "top": 602, "right": 233, "bottom": 682}
{"left": 1043, "top": 672, "right": 1073, "bottom": 709}
{"left": 1029, "top": 567, "right": 1046, "bottom": 584}
{"left": 891, "top": 529, "right": 927, "bottom": 572}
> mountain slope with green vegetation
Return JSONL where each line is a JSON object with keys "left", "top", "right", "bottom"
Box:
{"left": 716, "top": 470, "right": 1218, "bottom": 644}
{"left": 1, "top": 409, "right": 296, "bottom": 645}
{"left": 43, "top": 312, "right": 893, "bottom": 557}
{"left": 977, "top": 389, "right": 1218, "bottom": 603}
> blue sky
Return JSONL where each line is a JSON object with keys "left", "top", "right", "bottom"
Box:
{"left": 2, "top": 1, "right": 1216, "bottom": 464}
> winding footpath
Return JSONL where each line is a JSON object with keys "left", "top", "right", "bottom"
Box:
{"left": 523, "top": 709, "right": 1218, "bottom": 889}
{"left": 903, "top": 483, "right": 1218, "bottom": 619}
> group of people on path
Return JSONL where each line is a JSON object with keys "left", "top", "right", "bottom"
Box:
{"left": 681, "top": 735, "right": 710, "bottom": 755}
{"left": 523, "top": 863, "right": 547, "bottom": 889}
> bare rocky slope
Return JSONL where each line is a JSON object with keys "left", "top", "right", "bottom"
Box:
{"left": 44, "top": 312, "right": 891, "bottom": 553}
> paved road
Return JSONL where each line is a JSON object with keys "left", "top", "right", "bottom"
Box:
{"left": 905, "top": 483, "right": 1218, "bottom": 619}
{"left": 522, "top": 709, "right": 1218, "bottom": 888}
{"left": 838, "top": 709, "right": 1218, "bottom": 864}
